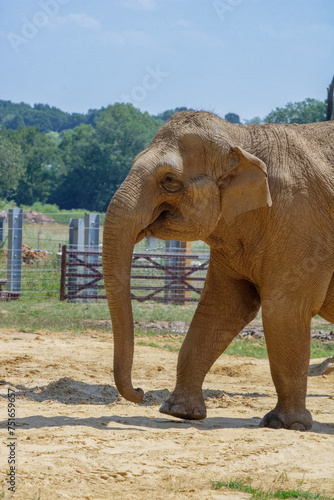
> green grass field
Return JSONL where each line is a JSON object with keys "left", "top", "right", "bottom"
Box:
{"left": 0, "top": 299, "right": 332, "bottom": 359}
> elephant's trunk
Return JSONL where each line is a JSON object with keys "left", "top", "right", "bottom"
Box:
{"left": 102, "top": 175, "right": 154, "bottom": 403}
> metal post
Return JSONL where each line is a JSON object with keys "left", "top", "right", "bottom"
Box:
{"left": 7, "top": 208, "right": 23, "bottom": 293}
{"left": 68, "top": 218, "right": 84, "bottom": 301}
{"left": 183, "top": 241, "right": 192, "bottom": 304}
{"left": 60, "top": 245, "right": 67, "bottom": 301}
{"left": 165, "top": 240, "right": 190, "bottom": 303}
{"left": 69, "top": 218, "right": 84, "bottom": 250}
{"left": 146, "top": 237, "right": 157, "bottom": 250}
{"left": 0, "top": 217, "right": 5, "bottom": 245}
{"left": 165, "top": 240, "right": 180, "bottom": 302}
{"left": 84, "top": 213, "right": 100, "bottom": 299}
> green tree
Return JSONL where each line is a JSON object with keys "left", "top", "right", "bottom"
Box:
{"left": 52, "top": 104, "right": 162, "bottom": 211}
{"left": 0, "top": 99, "right": 87, "bottom": 133}
{"left": 12, "top": 127, "right": 59, "bottom": 205}
{"left": 0, "top": 133, "right": 25, "bottom": 199}
{"left": 264, "top": 98, "right": 326, "bottom": 124}
{"left": 244, "top": 116, "right": 263, "bottom": 125}
{"left": 154, "top": 107, "right": 190, "bottom": 123}
{"left": 224, "top": 113, "right": 241, "bottom": 124}
{"left": 51, "top": 124, "right": 101, "bottom": 210}
{"left": 93, "top": 103, "right": 161, "bottom": 209}
{"left": 96, "top": 103, "right": 161, "bottom": 184}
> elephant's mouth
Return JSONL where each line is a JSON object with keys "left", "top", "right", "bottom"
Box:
{"left": 135, "top": 205, "right": 179, "bottom": 242}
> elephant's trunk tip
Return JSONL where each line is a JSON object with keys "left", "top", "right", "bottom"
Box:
{"left": 133, "top": 387, "right": 145, "bottom": 404}
{"left": 117, "top": 385, "right": 145, "bottom": 404}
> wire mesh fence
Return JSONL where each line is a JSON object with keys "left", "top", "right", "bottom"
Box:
{"left": 0, "top": 211, "right": 91, "bottom": 300}
{"left": 0, "top": 211, "right": 210, "bottom": 302}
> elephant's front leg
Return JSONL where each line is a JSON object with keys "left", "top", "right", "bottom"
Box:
{"left": 160, "top": 259, "right": 260, "bottom": 420}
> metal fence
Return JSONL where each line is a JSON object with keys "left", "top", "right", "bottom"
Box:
{"left": 0, "top": 210, "right": 209, "bottom": 302}
{"left": 60, "top": 245, "right": 209, "bottom": 303}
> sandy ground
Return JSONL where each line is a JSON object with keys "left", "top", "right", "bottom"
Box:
{"left": 0, "top": 325, "right": 333, "bottom": 500}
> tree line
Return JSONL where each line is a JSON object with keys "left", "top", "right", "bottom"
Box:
{"left": 0, "top": 98, "right": 327, "bottom": 212}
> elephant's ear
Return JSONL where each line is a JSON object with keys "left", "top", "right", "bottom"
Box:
{"left": 218, "top": 146, "right": 272, "bottom": 225}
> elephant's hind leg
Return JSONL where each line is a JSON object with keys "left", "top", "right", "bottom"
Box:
{"left": 260, "top": 271, "right": 333, "bottom": 431}
{"left": 159, "top": 258, "right": 260, "bottom": 420}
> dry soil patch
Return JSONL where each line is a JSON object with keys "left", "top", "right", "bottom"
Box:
{"left": 0, "top": 328, "right": 333, "bottom": 499}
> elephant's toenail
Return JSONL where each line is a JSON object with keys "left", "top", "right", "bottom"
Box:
{"left": 289, "top": 423, "right": 306, "bottom": 431}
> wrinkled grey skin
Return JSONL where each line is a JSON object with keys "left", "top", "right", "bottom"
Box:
{"left": 103, "top": 111, "right": 334, "bottom": 430}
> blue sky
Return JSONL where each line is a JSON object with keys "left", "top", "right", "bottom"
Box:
{"left": 0, "top": 0, "right": 333, "bottom": 121}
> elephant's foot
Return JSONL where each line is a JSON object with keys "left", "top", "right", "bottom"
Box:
{"left": 260, "top": 407, "right": 313, "bottom": 431}
{"left": 159, "top": 388, "right": 206, "bottom": 420}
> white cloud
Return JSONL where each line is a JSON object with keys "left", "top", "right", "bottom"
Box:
{"left": 55, "top": 13, "right": 101, "bottom": 30}
{"left": 174, "top": 19, "right": 197, "bottom": 29}
{"left": 99, "top": 31, "right": 125, "bottom": 47}
{"left": 100, "top": 30, "right": 155, "bottom": 48}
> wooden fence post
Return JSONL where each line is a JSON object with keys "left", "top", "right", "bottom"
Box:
{"left": 7, "top": 208, "right": 23, "bottom": 293}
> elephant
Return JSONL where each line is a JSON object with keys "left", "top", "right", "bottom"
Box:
{"left": 102, "top": 111, "right": 334, "bottom": 430}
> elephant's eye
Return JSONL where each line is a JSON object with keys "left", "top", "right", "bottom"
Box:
{"left": 160, "top": 174, "right": 184, "bottom": 193}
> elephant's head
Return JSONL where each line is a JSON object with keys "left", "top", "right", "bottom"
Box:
{"left": 102, "top": 111, "right": 272, "bottom": 403}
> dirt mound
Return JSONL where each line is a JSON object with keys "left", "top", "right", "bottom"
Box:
{"left": 134, "top": 320, "right": 188, "bottom": 333}
{"left": 310, "top": 330, "right": 334, "bottom": 341}
{"left": 0, "top": 210, "right": 55, "bottom": 225}
{"left": 22, "top": 243, "right": 49, "bottom": 264}
{"left": 133, "top": 321, "right": 334, "bottom": 341}
{"left": 142, "top": 388, "right": 171, "bottom": 406}
{"left": 239, "top": 325, "right": 334, "bottom": 341}
{"left": 23, "top": 211, "right": 55, "bottom": 225}
{"left": 30, "top": 377, "right": 119, "bottom": 404}
{"left": 210, "top": 361, "right": 257, "bottom": 378}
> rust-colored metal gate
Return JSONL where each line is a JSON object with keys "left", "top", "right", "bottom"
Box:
{"left": 60, "top": 245, "right": 209, "bottom": 303}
